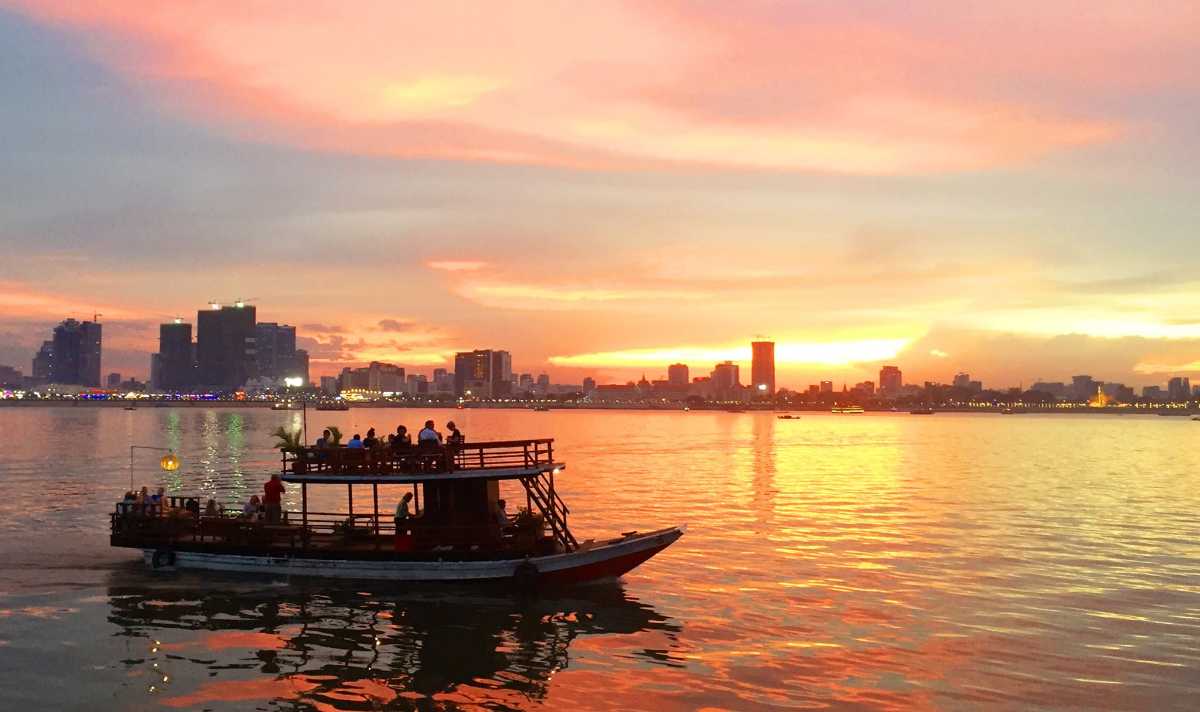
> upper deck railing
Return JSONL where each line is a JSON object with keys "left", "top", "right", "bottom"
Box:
{"left": 281, "top": 438, "right": 556, "bottom": 477}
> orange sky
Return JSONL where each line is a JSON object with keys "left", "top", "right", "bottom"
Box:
{"left": 1, "top": 2, "right": 1199, "bottom": 388}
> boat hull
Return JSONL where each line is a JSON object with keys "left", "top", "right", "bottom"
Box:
{"left": 140, "top": 526, "right": 684, "bottom": 585}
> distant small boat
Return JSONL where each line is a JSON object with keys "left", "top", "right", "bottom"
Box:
{"left": 777, "top": 414, "right": 800, "bottom": 420}
{"left": 533, "top": 405, "right": 551, "bottom": 412}
{"left": 315, "top": 402, "right": 350, "bottom": 411}
{"left": 831, "top": 405, "right": 864, "bottom": 414}
{"left": 910, "top": 408, "right": 934, "bottom": 415}
{"left": 123, "top": 405, "right": 137, "bottom": 411}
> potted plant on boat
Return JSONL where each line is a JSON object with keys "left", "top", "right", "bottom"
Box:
{"left": 512, "top": 507, "right": 545, "bottom": 551}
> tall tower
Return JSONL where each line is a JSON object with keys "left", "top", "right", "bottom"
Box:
{"left": 751, "top": 341, "right": 775, "bottom": 396}
{"left": 196, "top": 303, "right": 257, "bottom": 389}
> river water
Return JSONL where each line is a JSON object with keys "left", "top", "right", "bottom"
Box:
{"left": 0, "top": 406, "right": 1197, "bottom": 710}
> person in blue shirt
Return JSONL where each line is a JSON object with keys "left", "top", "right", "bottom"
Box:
{"left": 347, "top": 433, "right": 364, "bottom": 449}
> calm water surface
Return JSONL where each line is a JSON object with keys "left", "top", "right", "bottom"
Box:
{"left": 0, "top": 407, "right": 1197, "bottom": 710}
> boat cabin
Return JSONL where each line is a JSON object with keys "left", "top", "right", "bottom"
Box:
{"left": 110, "top": 438, "right": 577, "bottom": 560}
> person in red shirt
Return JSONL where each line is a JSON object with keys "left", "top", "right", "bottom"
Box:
{"left": 263, "top": 473, "right": 286, "bottom": 524}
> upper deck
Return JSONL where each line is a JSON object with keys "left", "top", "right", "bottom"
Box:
{"left": 280, "top": 438, "right": 563, "bottom": 484}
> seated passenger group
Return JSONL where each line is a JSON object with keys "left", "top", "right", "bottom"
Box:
{"left": 322, "top": 421, "right": 465, "bottom": 451}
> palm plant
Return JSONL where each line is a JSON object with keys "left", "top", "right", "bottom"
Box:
{"left": 270, "top": 426, "right": 304, "bottom": 452}
{"left": 325, "top": 425, "right": 344, "bottom": 446}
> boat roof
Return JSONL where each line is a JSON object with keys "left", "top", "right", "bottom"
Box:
{"left": 282, "top": 462, "right": 565, "bottom": 485}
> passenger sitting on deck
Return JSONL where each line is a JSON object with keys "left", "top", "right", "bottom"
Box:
{"left": 363, "top": 428, "right": 379, "bottom": 449}
{"left": 390, "top": 425, "right": 411, "bottom": 448}
{"left": 347, "top": 433, "right": 364, "bottom": 449}
{"left": 394, "top": 492, "right": 417, "bottom": 533}
{"left": 316, "top": 429, "right": 332, "bottom": 448}
{"left": 263, "top": 473, "right": 286, "bottom": 524}
{"left": 418, "top": 420, "right": 442, "bottom": 446}
{"left": 494, "top": 499, "right": 510, "bottom": 531}
{"left": 242, "top": 494, "right": 262, "bottom": 519}
{"left": 446, "top": 421, "right": 465, "bottom": 446}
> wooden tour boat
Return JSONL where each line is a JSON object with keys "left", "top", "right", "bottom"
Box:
{"left": 110, "top": 438, "right": 683, "bottom": 587}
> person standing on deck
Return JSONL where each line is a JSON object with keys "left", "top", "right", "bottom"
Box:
{"left": 394, "top": 492, "right": 416, "bottom": 534}
{"left": 263, "top": 473, "right": 285, "bottom": 524}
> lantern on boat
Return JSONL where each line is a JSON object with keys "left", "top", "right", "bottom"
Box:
{"left": 159, "top": 452, "right": 180, "bottom": 472}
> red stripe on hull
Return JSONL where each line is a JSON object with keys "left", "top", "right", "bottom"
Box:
{"left": 540, "top": 542, "right": 671, "bottom": 586}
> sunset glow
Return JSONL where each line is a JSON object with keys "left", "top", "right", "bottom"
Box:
{"left": 1, "top": 1, "right": 1198, "bottom": 387}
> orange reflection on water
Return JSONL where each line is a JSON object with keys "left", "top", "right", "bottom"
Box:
{"left": 160, "top": 674, "right": 320, "bottom": 708}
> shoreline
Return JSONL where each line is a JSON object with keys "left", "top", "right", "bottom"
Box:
{"left": 0, "top": 400, "right": 1195, "bottom": 415}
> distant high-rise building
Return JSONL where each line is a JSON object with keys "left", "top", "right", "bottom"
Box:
{"left": 255, "top": 322, "right": 298, "bottom": 382}
{"left": 292, "top": 349, "right": 309, "bottom": 385}
{"left": 819, "top": 380, "right": 833, "bottom": 394}
{"left": 158, "top": 320, "right": 194, "bottom": 390}
{"left": 879, "top": 366, "right": 902, "bottom": 394}
{"left": 32, "top": 340, "right": 54, "bottom": 381}
{"left": 711, "top": 361, "right": 740, "bottom": 392}
{"left": 320, "top": 375, "right": 339, "bottom": 395}
{"left": 667, "top": 363, "right": 689, "bottom": 386}
{"left": 0, "top": 364, "right": 22, "bottom": 386}
{"left": 406, "top": 373, "right": 428, "bottom": 395}
{"left": 1070, "top": 375, "right": 1099, "bottom": 401}
{"left": 1031, "top": 381, "right": 1065, "bottom": 398}
{"left": 106, "top": 372, "right": 121, "bottom": 388}
{"left": 751, "top": 342, "right": 775, "bottom": 396}
{"left": 536, "top": 373, "right": 550, "bottom": 388}
{"left": 454, "top": 350, "right": 493, "bottom": 396}
{"left": 367, "top": 362, "right": 405, "bottom": 392}
{"left": 1142, "top": 385, "right": 1165, "bottom": 401}
{"left": 50, "top": 318, "right": 102, "bottom": 386}
{"left": 952, "top": 372, "right": 971, "bottom": 389}
{"left": 582, "top": 376, "right": 596, "bottom": 393}
{"left": 1167, "top": 376, "right": 1192, "bottom": 402}
{"left": 197, "top": 303, "right": 256, "bottom": 389}
{"left": 519, "top": 373, "right": 534, "bottom": 389}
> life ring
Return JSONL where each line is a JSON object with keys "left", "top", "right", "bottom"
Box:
{"left": 151, "top": 549, "right": 176, "bottom": 569}
{"left": 513, "top": 559, "right": 539, "bottom": 591}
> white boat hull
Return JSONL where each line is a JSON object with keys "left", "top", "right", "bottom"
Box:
{"left": 142, "top": 526, "right": 684, "bottom": 585}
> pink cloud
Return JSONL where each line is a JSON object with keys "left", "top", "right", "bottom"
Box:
{"left": 5, "top": 0, "right": 1179, "bottom": 173}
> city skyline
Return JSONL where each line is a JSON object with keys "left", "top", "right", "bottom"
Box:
{"left": 8, "top": 313, "right": 1200, "bottom": 402}
{"left": 2, "top": 4, "right": 1200, "bottom": 389}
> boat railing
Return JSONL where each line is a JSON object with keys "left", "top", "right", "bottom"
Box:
{"left": 111, "top": 503, "right": 537, "bottom": 553}
{"left": 281, "top": 438, "right": 556, "bottom": 476}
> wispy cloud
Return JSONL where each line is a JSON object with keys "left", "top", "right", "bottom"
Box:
{"left": 4, "top": 0, "right": 1161, "bottom": 173}
{"left": 427, "top": 261, "right": 487, "bottom": 272}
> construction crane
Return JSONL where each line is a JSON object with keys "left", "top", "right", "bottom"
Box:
{"left": 207, "top": 297, "right": 259, "bottom": 310}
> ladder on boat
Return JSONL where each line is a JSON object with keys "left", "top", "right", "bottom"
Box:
{"left": 520, "top": 470, "right": 578, "bottom": 552}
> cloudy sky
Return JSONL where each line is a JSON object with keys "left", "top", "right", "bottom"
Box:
{"left": 1, "top": 1, "right": 1199, "bottom": 389}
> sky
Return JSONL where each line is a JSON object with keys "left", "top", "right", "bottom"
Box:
{"left": 1, "top": 1, "right": 1199, "bottom": 390}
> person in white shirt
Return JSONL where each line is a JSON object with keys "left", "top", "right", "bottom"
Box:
{"left": 418, "top": 420, "right": 441, "bottom": 445}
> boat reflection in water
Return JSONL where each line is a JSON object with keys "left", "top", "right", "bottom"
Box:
{"left": 105, "top": 570, "right": 680, "bottom": 709}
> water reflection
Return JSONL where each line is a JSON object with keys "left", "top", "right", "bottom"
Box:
{"left": 106, "top": 571, "right": 680, "bottom": 710}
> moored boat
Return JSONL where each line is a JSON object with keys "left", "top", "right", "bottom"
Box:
{"left": 110, "top": 438, "right": 683, "bottom": 587}
{"left": 831, "top": 405, "right": 865, "bottom": 414}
